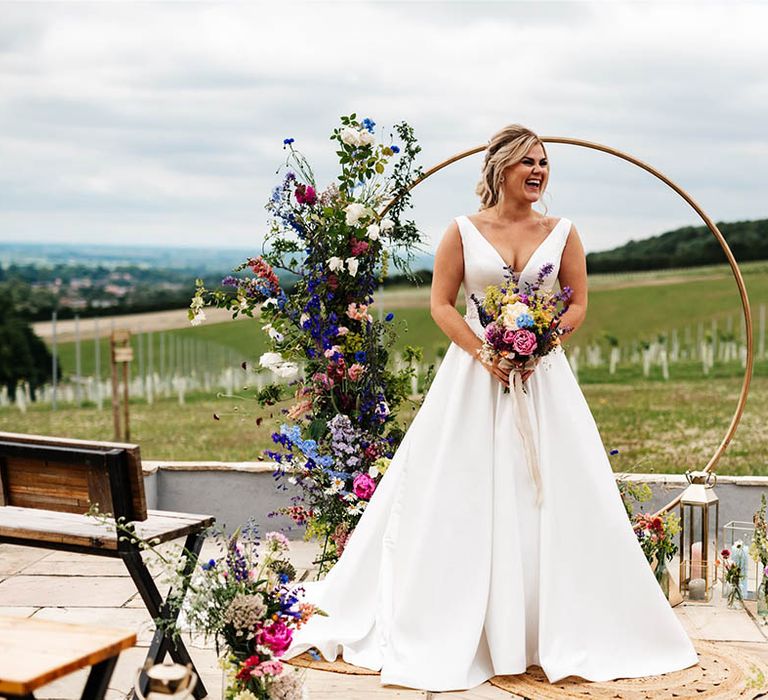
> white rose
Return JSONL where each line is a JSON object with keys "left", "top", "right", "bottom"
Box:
{"left": 327, "top": 256, "right": 345, "bottom": 272}
{"left": 344, "top": 202, "right": 367, "bottom": 226}
{"left": 380, "top": 217, "right": 395, "bottom": 231}
{"left": 259, "top": 352, "right": 283, "bottom": 369}
{"left": 501, "top": 301, "right": 530, "bottom": 328}
{"left": 366, "top": 224, "right": 380, "bottom": 240}
{"left": 346, "top": 257, "right": 359, "bottom": 277}
{"left": 271, "top": 362, "right": 299, "bottom": 379}
{"left": 340, "top": 126, "right": 361, "bottom": 146}
{"left": 358, "top": 129, "right": 375, "bottom": 147}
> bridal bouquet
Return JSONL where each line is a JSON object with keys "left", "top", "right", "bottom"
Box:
{"left": 469, "top": 263, "right": 572, "bottom": 394}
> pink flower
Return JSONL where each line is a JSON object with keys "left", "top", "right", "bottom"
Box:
{"left": 350, "top": 237, "right": 370, "bottom": 256}
{"left": 502, "top": 328, "right": 517, "bottom": 344}
{"left": 347, "top": 302, "right": 373, "bottom": 322}
{"left": 484, "top": 322, "right": 498, "bottom": 342}
{"left": 337, "top": 326, "right": 349, "bottom": 336}
{"left": 353, "top": 472, "right": 376, "bottom": 500}
{"left": 312, "top": 372, "right": 334, "bottom": 390}
{"left": 348, "top": 363, "right": 366, "bottom": 381}
{"left": 511, "top": 329, "right": 537, "bottom": 356}
{"left": 294, "top": 183, "right": 317, "bottom": 206}
{"left": 257, "top": 620, "right": 293, "bottom": 657}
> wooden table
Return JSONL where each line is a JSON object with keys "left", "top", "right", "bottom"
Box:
{"left": 0, "top": 615, "right": 137, "bottom": 699}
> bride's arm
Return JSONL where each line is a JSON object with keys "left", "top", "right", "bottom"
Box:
{"left": 429, "top": 221, "right": 510, "bottom": 387}
{"left": 557, "top": 222, "right": 588, "bottom": 340}
{"left": 429, "top": 220, "right": 485, "bottom": 358}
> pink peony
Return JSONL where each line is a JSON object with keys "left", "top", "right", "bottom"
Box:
{"left": 511, "top": 329, "right": 538, "bottom": 356}
{"left": 257, "top": 620, "right": 293, "bottom": 657}
{"left": 353, "top": 472, "right": 376, "bottom": 500}
{"left": 348, "top": 363, "right": 366, "bottom": 381}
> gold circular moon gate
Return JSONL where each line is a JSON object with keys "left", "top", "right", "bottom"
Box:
{"left": 382, "top": 137, "right": 753, "bottom": 515}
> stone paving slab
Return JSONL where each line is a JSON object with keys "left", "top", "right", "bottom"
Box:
{"left": 0, "top": 574, "right": 137, "bottom": 607}
{"left": 0, "top": 543, "right": 50, "bottom": 575}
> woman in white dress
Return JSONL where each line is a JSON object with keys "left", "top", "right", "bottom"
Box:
{"left": 282, "top": 124, "right": 700, "bottom": 691}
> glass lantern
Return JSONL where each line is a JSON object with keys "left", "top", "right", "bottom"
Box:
{"left": 678, "top": 470, "right": 719, "bottom": 602}
{"left": 723, "top": 520, "right": 756, "bottom": 601}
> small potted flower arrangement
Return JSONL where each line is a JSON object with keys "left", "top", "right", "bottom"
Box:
{"left": 633, "top": 510, "right": 681, "bottom": 600}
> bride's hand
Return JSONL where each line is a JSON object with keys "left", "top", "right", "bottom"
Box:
{"left": 477, "top": 352, "right": 510, "bottom": 388}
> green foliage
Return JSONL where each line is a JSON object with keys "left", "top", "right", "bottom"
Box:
{"left": 0, "top": 286, "right": 57, "bottom": 399}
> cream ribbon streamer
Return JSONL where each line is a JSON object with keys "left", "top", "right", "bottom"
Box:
{"left": 503, "top": 359, "right": 543, "bottom": 506}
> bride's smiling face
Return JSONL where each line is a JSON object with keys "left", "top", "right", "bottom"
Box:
{"left": 502, "top": 143, "right": 548, "bottom": 204}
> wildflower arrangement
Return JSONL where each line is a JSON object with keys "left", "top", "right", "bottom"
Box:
{"left": 633, "top": 510, "right": 681, "bottom": 570}
{"left": 719, "top": 544, "right": 746, "bottom": 607}
{"left": 88, "top": 507, "right": 321, "bottom": 700}
{"left": 750, "top": 493, "right": 768, "bottom": 567}
{"left": 189, "top": 114, "right": 426, "bottom": 575}
{"left": 469, "top": 263, "right": 572, "bottom": 393}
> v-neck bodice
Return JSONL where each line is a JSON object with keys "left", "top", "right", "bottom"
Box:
{"left": 455, "top": 214, "right": 572, "bottom": 335}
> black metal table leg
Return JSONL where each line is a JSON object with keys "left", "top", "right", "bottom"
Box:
{"left": 120, "top": 531, "right": 208, "bottom": 700}
{"left": 80, "top": 655, "right": 119, "bottom": 700}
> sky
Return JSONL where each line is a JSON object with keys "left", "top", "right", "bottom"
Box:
{"left": 0, "top": 0, "right": 766, "bottom": 257}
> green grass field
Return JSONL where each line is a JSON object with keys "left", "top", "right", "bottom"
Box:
{"left": 52, "top": 261, "right": 765, "bottom": 378}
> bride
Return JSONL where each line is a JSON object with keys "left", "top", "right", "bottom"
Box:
{"left": 281, "top": 124, "right": 700, "bottom": 691}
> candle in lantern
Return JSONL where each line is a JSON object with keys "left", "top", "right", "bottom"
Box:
{"left": 691, "top": 540, "right": 703, "bottom": 579}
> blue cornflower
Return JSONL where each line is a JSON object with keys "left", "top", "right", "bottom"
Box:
{"left": 283, "top": 137, "right": 295, "bottom": 145}
{"left": 390, "top": 144, "right": 400, "bottom": 153}
{"left": 516, "top": 313, "right": 534, "bottom": 329}
{"left": 385, "top": 312, "right": 394, "bottom": 322}
{"left": 201, "top": 558, "right": 216, "bottom": 570}
{"left": 362, "top": 118, "right": 375, "bottom": 133}
{"left": 355, "top": 351, "right": 367, "bottom": 363}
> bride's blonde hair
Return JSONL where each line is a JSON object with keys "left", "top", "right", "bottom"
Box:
{"left": 475, "top": 124, "right": 549, "bottom": 213}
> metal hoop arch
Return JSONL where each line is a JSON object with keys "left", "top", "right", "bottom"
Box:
{"left": 381, "top": 136, "right": 753, "bottom": 515}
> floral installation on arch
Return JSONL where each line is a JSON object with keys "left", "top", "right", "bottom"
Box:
{"left": 190, "top": 114, "right": 426, "bottom": 575}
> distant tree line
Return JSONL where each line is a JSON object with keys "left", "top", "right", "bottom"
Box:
{"left": 0, "top": 286, "right": 56, "bottom": 400}
{"left": 586, "top": 219, "right": 768, "bottom": 273}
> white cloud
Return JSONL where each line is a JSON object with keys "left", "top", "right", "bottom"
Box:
{"left": 0, "top": 1, "right": 766, "bottom": 252}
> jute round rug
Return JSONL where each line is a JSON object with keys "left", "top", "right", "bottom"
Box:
{"left": 286, "top": 640, "right": 767, "bottom": 697}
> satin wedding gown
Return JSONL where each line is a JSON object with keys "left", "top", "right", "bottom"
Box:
{"left": 282, "top": 214, "right": 699, "bottom": 691}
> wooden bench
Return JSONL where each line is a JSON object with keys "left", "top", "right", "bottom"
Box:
{"left": 0, "top": 615, "right": 137, "bottom": 699}
{"left": 0, "top": 431, "right": 214, "bottom": 700}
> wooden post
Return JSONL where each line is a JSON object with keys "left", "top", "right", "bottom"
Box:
{"left": 110, "top": 330, "right": 133, "bottom": 442}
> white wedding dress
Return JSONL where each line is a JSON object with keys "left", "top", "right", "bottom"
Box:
{"left": 281, "top": 214, "right": 699, "bottom": 691}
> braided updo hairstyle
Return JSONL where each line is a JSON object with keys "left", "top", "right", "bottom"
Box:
{"left": 475, "top": 124, "right": 548, "bottom": 212}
